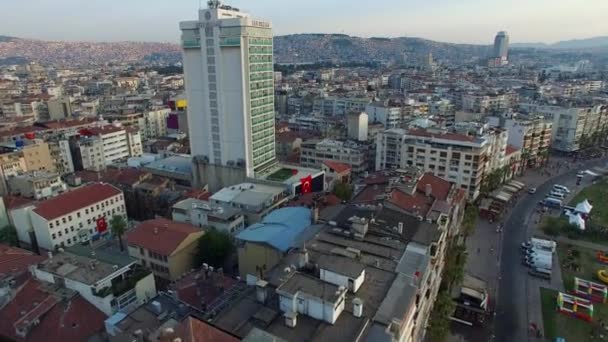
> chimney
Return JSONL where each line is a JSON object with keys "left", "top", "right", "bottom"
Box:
{"left": 255, "top": 280, "right": 268, "bottom": 303}
{"left": 312, "top": 206, "right": 319, "bottom": 224}
{"left": 353, "top": 298, "right": 363, "bottom": 318}
{"left": 425, "top": 183, "right": 432, "bottom": 197}
{"left": 297, "top": 248, "right": 309, "bottom": 269}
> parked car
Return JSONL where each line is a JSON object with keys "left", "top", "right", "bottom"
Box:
{"left": 553, "top": 184, "right": 570, "bottom": 194}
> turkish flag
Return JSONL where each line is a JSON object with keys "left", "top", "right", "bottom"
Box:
{"left": 24, "top": 132, "right": 36, "bottom": 139}
{"left": 300, "top": 175, "right": 312, "bottom": 194}
{"left": 96, "top": 217, "right": 108, "bottom": 233}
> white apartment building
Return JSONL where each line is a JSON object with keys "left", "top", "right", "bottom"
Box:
{"left": 172, "top": 197, "right": 245, "bottom": 234}
{"left": 141, "top": 108, "right": 170, "bottom": 141}
{"left": 347, "top": 112, "right": 369, "bottom": 141}
{"left": 32, "top": 250, "right": 156, "bottom": 316}
{"left": 313, "top": 96, "right": 370, "bottom": 117}
{"left": 301, "top": 139, "right": 369, "bottom": 174}
{"left": 462, "top": 92, "right": 517, "bottom": 114}
{"left": 520, "top": 102, "right": 608, "bottom": 152}
{"left": 19, "top": 183, "right": 127, "bottom": 250}
{"left": 74, "top": 125, "right": 143, "bottom": 171}
{"left": 181, "top": 2, "right": 276, "bottom": 178}
{"left": 504, "top": 116, "right": 552, "bottom": 168}
{"left": 48, "top": 139, "right": 75, "bottom": 175}
{"left": 376, "top": 129, "right": 495, "bottom": 199}
{"left": 365, "top": 102, "right": 403, "bottom": 128}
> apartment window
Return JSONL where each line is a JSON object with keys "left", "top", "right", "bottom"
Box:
{"left": 55, "top": 220, "right": 59, "bottom": 226}
{"left": 96, "top": 204, "right": 100, "bottom": 210}
{"left": 440, "top": 151, "right": 447, "bottom": 157}
{"left": 62, "top": 218, "right": 66, "bottom": 224}
{"left": 49, "top": 222, "right": 54, "bottom": 229}
{"left": 70, "top": 226, "right": 74, "bottom": 232}
{"left": 79, "top": 222, "right": 83, "bottom": 228}
{"left": 67, "top": 238, "right": 71, "bottom": 244}
{"left": 465, "top": 154, "right": 472, "bottom": 160}
{"left": 64, "top": 228, "right": 68, "bottom": 234}
{"left": 58, "top": 231, "right": 62, "bottom": 237}
{"left": 452, "top": 152, "right": 461, "bottom": 159}
{"left": 52, "top": 233, "right": 56, "bottom": 240}
{"left": 85, "top": 209, "right": 89, "bottom": 215}
{"left": 77, "top": 212, "right": 81, "bottom": 218}
{"left": 140, "top": 247, "right": 144, "bottom": 255}
{"left": 87, "top": 219, "right": 91, "bottom": 225}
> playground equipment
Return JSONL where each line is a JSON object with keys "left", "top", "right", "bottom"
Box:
{"left": 597, "top": 269, "right": 608, "bottom": 285}
{"left": 556, "top": 292, "right": 593, "bottom": 322}
{"left": 596, "top": 251, "right": 608, "bottom": 264}
{"left": 572, "top": 277, "right": 608, "bottom": 303}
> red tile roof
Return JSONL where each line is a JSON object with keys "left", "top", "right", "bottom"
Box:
{"left": 0, "top": 279, "right": 105, "bottom": 342}
{"left": 388, "top": 190, "right": 431, "bottom": 216}
{"left": 173, "top": 272, "right": 238, "bottom": 312}
{"left": 37, "top": 117, "right": 98, "bottom": 130}
{"left": 80, "top": 125, "right": 124, "bottom": 136}
{"left": 183, "top": 188, "right": 212, "bottom": 201}
{"left": 416, "top": 173, "right": 451, "bottom": 201}
{"left": 32, "top": 183, "right": 122, "bottom": 220}
{"left": 3, "top": 195, "right": 36, "bottom": 210}
{"left": 505, "top": 144, "right": 519, "bottom": 156}
{"left": 126, "top": 218, "right": 201, "bottom": 256}
{"left": 323, "top": 160, "right": 352, "bottom": 174}
{"left": 0, "top": 244, "right": 46, "bottom": 278}
{"left": 174, "top": 316, "right": 239, "bottom": 342}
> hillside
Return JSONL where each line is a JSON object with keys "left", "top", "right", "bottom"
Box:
{"left": 0, "top": 37, "right": 181, "bottom": 66}
{"left": 512, "top": 36, "right": 608, "bottom": 50}
{"left": 273, "top": 34, "right": 490, "bottom": 63}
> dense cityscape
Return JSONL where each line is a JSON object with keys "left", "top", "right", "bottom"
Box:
{"left": 0, "top": 1, "right": 607, "bottom": 342}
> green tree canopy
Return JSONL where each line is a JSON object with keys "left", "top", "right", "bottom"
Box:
{"left": 333, "top": 182, "right": 353, "bottom": 201}
{"left": 110, "top": 215, "right": 127, "bottom": 252}
{"left": 195, "top": 230, "right": 234, "bottom": 268}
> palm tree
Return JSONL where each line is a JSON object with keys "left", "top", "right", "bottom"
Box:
{"left": 110, "top": 215, "right": 127, "bottom": 252}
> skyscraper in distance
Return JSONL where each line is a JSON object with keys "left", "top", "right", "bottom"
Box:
{"left": 493, "top": 31, "right": 509, "bottom": 60}
{"left": 180, "top": 1, "right": 276, "bottom": 187}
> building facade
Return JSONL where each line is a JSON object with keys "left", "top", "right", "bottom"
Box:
{"left": 181, "top": 3, "right": 276, "bottom": 179}
{"left": 300, "top": 139, "right": 369, "bottom": 174}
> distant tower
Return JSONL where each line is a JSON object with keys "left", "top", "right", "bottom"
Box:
{"left": 493, "top": 31, "right": 509, "bottom": 60}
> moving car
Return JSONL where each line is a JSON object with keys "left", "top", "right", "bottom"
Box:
{"left": 528, "top": 187, "right": 537, "bottom": 194}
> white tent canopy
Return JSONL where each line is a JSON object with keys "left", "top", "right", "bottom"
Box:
{"left": 575, "top": 199, "right": 593, "bottom": 214}
{"left": 569, "top": 213, "right": 586, "bottom": 230}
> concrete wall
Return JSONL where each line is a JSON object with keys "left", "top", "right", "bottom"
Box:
{"left": 319, "top": 268, "right": 365, "bottom": 293}
{"left": 135, "top": 272, "right": 157, "bottom": 305}
{"left": 192, "top": 159, "right": 247, "bottom": 192}
{"left": 10, "top": 205, "right": 35, "bottom": 245}
{"left": 168, "top": 232, "right": 203, "bottom": 280}
{"left": 237, "top": 242, "right": 282, "bottom": 279}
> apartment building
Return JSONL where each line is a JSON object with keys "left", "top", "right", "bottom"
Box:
{"left": 376, "top": 128, "right": 496, "bottom": 199}
{"left": 520, "top": 102, "right": 608, "bottom": 152}
{"left": 126, "top": 218, "right": 204, "bottom": 281}
{"left": 312, "top": 96, "right": 369, "bottom": 117}
{"left": 172, "top": 197, "right": 245, "bottom": 234}
{"left": 19, "top": 183, "right": 127, "bottom": 250}
{"left": 21, "top": 142, "right": 56, "bottom": 172}
{"left": 31, "top": 247, "right": 156, "bottom": 316}
{"left": 71, "top": 125, "right": 143, "bottom": 171}
{"left": 365, "top": 101, "right": 404, "bottom": 128}
{"left": 462, "top": 91, "right": 518, "bottom": 114}
{"left": 7, "top": 170, "right": 67, "bottom": 199}
{"left": 141, "top": 108, "right": 170, "bottom": 141}
{"left": 47, "top": 138, "right": 75, "bottom": 175}
{"left": 300, "top": 139, "right": 369, "bottom": 174}
{"left": 504, "top": 116, "right": 553, "bottom": 168}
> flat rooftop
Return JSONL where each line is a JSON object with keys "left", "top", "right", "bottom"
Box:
{"left": 38, "top": 250, "right": 135, "bottom": 285}
{"left": 211, "top": 182, "right": 286, "bottom": 204}
{"left": 277, "top": 272, "right": 342, "bottom": 303}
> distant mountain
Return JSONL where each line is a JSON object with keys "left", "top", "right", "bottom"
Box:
{"left": 0, "top": 36, "right": 181, "bottom": 66}
{"left": 273, "top": 34, "right": 490, "bottom": 64}
{"left": 512, "top": 36, "right": 608, "bottom": 50}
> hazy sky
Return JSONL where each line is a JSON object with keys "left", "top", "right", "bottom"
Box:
{"left": 2, "top": 0, "right": 607, "bottom": 44}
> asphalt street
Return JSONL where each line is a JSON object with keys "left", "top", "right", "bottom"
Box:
{"left": 494, "top": 158, "right": 608, "bottom": 342}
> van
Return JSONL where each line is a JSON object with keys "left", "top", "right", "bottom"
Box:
{"left": 541, "top": 197, "right": 562, "bottom": 208}
{"left": 529, "top": 267, "right": 551, "bottom": 280}
{"left": 548, "top": 191, "right": 565, "bottom": 199}
{"left": 553, "top": 184, "right": 570, "bottom": 194}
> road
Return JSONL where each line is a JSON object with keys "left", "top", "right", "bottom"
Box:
{"left": 494, "top": 158, "right": 608, "bottom": 342}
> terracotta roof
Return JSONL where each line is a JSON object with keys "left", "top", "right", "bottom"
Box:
{"left": 3, "top": 195, "right": 36, "bottom": 210}
{"left": 126, "top": 218, "right": 201, "bottom": 256}
{"left": 505, "top": 144, "right": 519, "bottom": 156}
{"left": 173, "top": 316, "right": 239, "bottom": 342}
{"left": 0, "top": 126, "right": 46, "bottom": 138}
{"left": 416, "top": 173, "right": 451, "bottom": 201}
{"left": 183, "top": 188, "right": 212, "bottom": 201}
{"left": 0, "top": 244, "right": 46, "bottom": 278}
{"left": 388, "top": 190, "right": 431, "bottom": 216}
{"left": 37, "top": 117, "right": 98, "bottom": 130}
{"left": 80, "top": 125, "right": 124, "bottom": 136}
{"left": 0, "top": 279, "right": 105, "bottom": 342}
{"left": 172, "top": 272, "right": 238, "bottom": 311}
{"left": 32, "top": 183, "right": 122, "bottom": 220}
{"left": 323, "top": 160, "right": 352, "bottom": 174}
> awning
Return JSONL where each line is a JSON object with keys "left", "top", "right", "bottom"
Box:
{"left": 491, "top": 190, "right": 512, "bottom": 202}
{"left": 568, "top": 212, "right": 586, "bottom": 230}
{"left": 502, "top": 185, "right": 520, "bottom": 194}
{"left": 509, "top": 180, "right": 525, "bottom": 190}
{"left": 575, "top": 199, "right": 593, "bottom": 214}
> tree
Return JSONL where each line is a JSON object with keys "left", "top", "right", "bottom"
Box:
{"left": 333, "top": 182, "right": 353, "bottom": 201}
{"left": 427, "top": 289, "right": 456, "bottom": 342}
{"left": 461, "top": 205, "right": 479, "bottom": 239}
{"left": 0, "top": 225, "right": 19, "bottom": 247}
{"left": 195, "top": 230, "right": 234, "bottom": 268}
{"left": 110, "top": 215, "right": 127, "bottom": 252}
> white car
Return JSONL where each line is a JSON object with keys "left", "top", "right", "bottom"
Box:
{"left": 528, "top": 187, "right": 537, "bottom": 194}
{"left": 553, "top": 184, "right": 570, "bottom": 194}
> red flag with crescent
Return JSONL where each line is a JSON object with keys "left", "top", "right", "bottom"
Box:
{"left": 96, "top": 217, "right": 108, "bottom": 233}
{"left": 300, "top": 175, "right": 312, "bottom": 194}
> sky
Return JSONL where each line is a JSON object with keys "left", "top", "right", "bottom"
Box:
{"left": 1, "top": 0, "right": 607, "bottom": 44}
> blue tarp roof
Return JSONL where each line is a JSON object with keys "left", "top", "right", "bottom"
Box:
{"left": 236, "top": 207, "right": 312, "bottom": 252}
